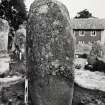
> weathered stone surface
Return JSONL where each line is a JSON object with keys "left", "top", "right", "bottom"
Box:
{"left": 14, "top": 25, "right": 26, "bottom": 50}
{"left": 0, "top": 19, "right": 9, "bottom": 56}
{"left": 26, "top": 0, "right": 75, "bottom": 105}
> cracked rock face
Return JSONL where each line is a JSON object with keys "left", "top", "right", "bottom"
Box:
{"left": 26, "top": 0, "right": 75, "bottom": 105}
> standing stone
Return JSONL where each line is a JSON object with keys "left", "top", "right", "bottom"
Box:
{"left": 14, "top": 25, "right": 26, "bottom": 61}
{"left": 0, "top": 19, "right": 9, "bottom": 75}
{"left": 0, "top": 19, "right": 9, "bottom": 56}
{"left": 26, "top": 0, "right": 75, "bottom": 105}
{"left": 14, "top": 25, "right": 26, "bottom": 51}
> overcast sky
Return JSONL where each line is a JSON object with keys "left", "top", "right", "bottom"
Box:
{"left": 25, "top": 0, "right": 105, "bottom": 19}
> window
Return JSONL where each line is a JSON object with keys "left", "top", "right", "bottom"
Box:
{"left": 91, "top": 31, "right": 96, "bottom": 36}
{"left": 79, "top": 31, "right": 85, "bottom": 36}
{"left": 78, "top": 41, "right": 84, "bottom": 44}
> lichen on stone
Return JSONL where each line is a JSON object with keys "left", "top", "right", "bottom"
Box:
{"left": 27, "top": 0, "right": 75, "bottom": 104}
{"left": 38, "top": 4, "right": 49, "bottom": 14}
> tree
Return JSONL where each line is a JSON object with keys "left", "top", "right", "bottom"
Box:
{"left": 90, "top": 41, "right": 103, "bottom": 58}
{"left": 0, "top": 0, "right": 27, "bottom": 30}
{"left": 75, "top": 9, "right": 93, "bottom": 18}
{"left": 0, "top": 0, "right": 27, "bottom": 51}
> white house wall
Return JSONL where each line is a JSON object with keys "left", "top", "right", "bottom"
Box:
{"left": 101, "top": 30, "right": 105, "bottom": 44}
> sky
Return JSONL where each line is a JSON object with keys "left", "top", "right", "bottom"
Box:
{"left": 25, "top": 0, "right": 105, "bottom": 19}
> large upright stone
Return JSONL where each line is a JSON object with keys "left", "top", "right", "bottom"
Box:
{"left": 26, "top": 0, "right": 75, "bottom": 105}
{"left": 0, "top": 19, "right": 9, "bottom": 56}
{"left": 0, "top": 19, "right": 9, "bottom": 74}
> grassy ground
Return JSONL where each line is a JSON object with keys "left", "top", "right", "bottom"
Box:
{"left": 72, "top": 83, "right": 105, "bottom": 105}
{"left": 0, "top": 56, "right": 26, "bottom": 105}
{"left": 73, "top": 58, "right": 105, "bottom": 105}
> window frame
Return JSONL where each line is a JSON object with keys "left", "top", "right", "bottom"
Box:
{"left": 91, "top": 30, "right": 96, "bottom": 36}
{"left": 78, "top": 41, "right": 84, "bottom": 44}
{"left": 79, "top": 30, "right": 85, "bottom": 36}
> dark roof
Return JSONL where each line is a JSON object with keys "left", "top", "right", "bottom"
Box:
{"left": 70, "top": 18, "right": 105, "bottom": 30}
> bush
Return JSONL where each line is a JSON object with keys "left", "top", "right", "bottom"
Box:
{"left": 87, "top": 55, "right": 97, "bottom": 65}
{"left": 84, "top": 64, "right": 93, "bottom": 70}
{"left": 92, "top": 58, "right": 105, "bottom": 72}
{"left": 78, "top": 53, "right": 88, "bottom": 59}
{"left": 85, "top": 57, "right": 105, "bottom": 73}
{"left": 76, "top": 43, "right": 92, "bottom": 55}
{"left": 90, "top": 41, "right": 104, "bottom": 58}
{"left": 75, "top": 64, "right": 81, "bottom": 69}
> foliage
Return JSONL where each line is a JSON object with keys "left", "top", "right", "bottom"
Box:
{"left": 76, "top": 43, "right": 92, "bottom": 54}
{"left": 88, "top": 41, "right": 105, "bottom": 65}
{"left": 0, "top": 0, "right": 27, "bottom": 30}
{"left": 90, "top": 41, "right": 103, "bottom": 58}
{"left": 75, "top": 9, "right": 93, "bottom": 18}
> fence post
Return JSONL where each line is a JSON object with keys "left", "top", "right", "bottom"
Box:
{"left": 25, "top": 77, "right": 28, "bottom": 105}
